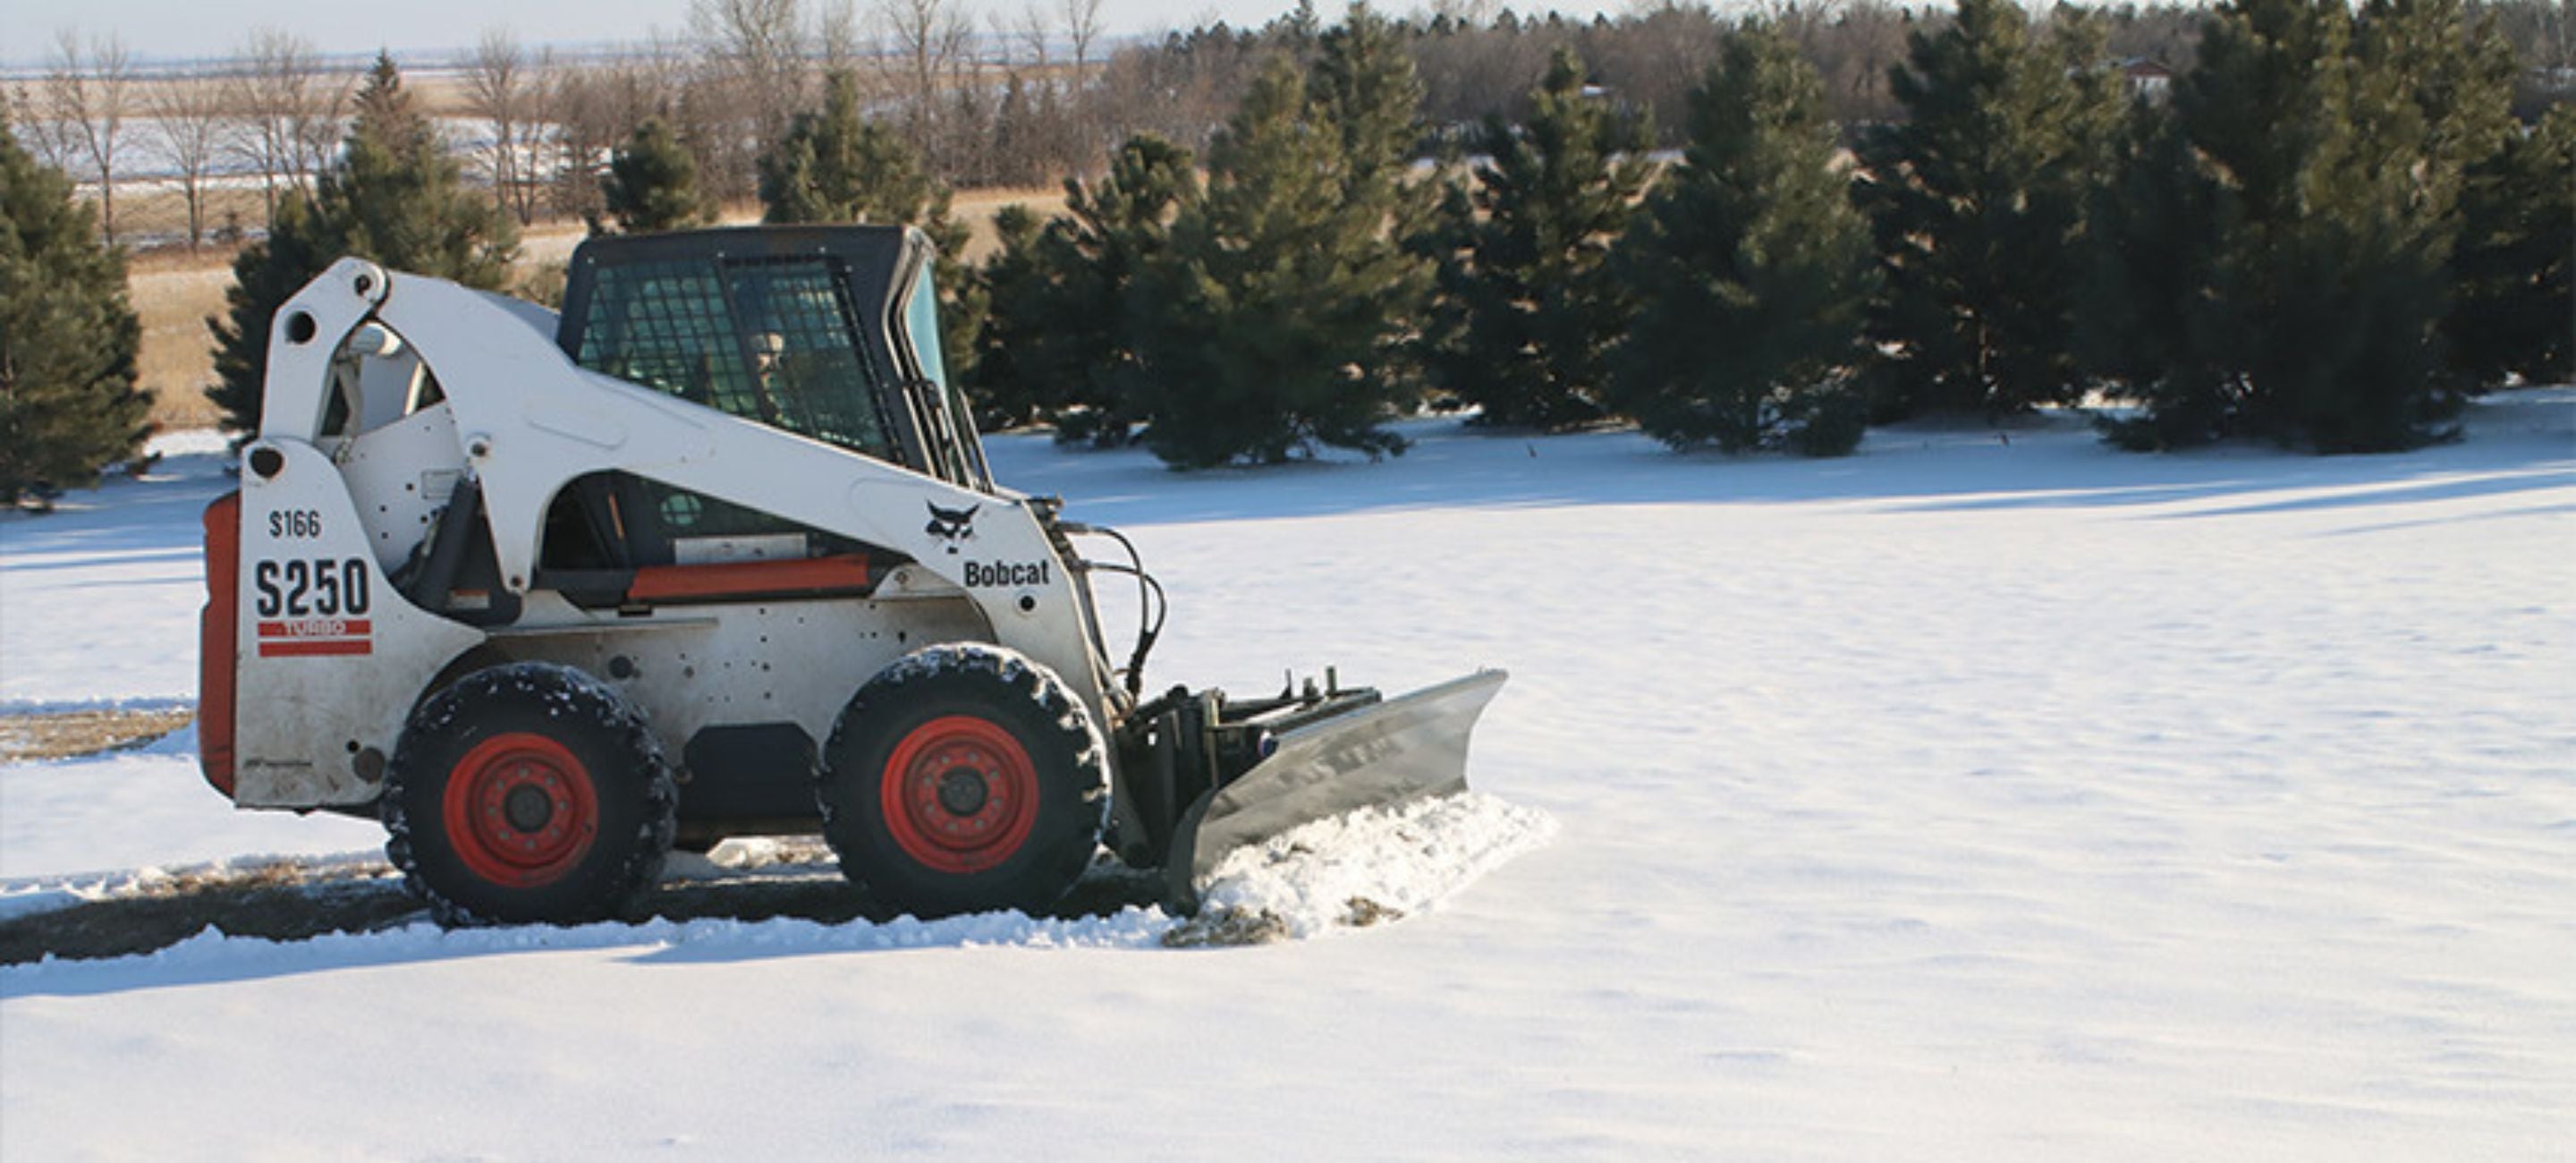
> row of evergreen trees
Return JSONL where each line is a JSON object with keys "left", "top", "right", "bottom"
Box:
{"left": 2080, "top": 0, "right": 2572, "bottom": 452}
{"left": 965, "top": 8, "right": 1881, "bottom": 466}
{"left": 962, "top": 0, "right": 2571, "bottom": 465}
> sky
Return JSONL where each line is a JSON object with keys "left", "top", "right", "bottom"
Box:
{"left": 1, "top": 0, "right": 1639, "bottom": 66}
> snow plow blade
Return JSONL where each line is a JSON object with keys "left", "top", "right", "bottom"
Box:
{"left": 1167, "top": 669, "right": 1508, "bottom": 910}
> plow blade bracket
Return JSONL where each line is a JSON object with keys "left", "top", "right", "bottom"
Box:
{"left": 1167, "top": 668, "right": 1508, "bottom": 911}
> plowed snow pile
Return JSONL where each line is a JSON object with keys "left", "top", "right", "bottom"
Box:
{"left": 1190, "top": 793, "right": 1559, "bottom": 939}
{"left": 5, "top": 403, "right": 2572, "bottom": 1161}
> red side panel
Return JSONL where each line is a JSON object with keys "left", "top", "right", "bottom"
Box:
{"left": 199, "top": 491, "right": 241, "bottom": 799}
{"left": 627, "top": 554, "right": 877, "bottom": 603}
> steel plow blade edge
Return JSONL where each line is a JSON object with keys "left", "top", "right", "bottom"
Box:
{"left": 1167, "top": 669, "right": 1509, "bottom": 911}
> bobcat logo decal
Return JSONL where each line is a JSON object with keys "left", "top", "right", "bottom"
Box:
{"left": 924, "top": 502, "right": 979, "bottom": 553}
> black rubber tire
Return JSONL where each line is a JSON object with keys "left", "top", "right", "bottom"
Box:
{"left": 818, "top": 644, "right": 1108, "bottom": 919}
{"left": 383, "top": 662, "right": 677, "bottom": 926}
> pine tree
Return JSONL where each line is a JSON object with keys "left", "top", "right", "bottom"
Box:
{"left": 969, "top": 204, "right": 1050, "bottom": 430}
{"left": 2086, "top": 0, "right": 2353, "bottom": 450}
{"left": 2292, "top": 0, "right": 2511, "bottom": 449}
{"left": 600, "top": 117, "right": 712, "bottom": 234}
{"left": 973, "top": 134, "right": 1198, "bottom": 446}
{"left": 206, "top": 196, "right": 337, "bottom": 436}
{"left": 206, "top": 53, "right": 518, "bottom": 433}
{"left": 2445, "top": 88, "right": 2572, "bottom": 387}
{"left": 1312, "top": 2, "right": 1422, "bottom": 207}
{"left": 0, "top": 111, "right": 151, "bottom": 505}
{"left": 2242, "top": 0, "right": 2456, "bottom": 452}
{"left": 1608, "top": 21, "right": 1878, "bottom": 455}
{"left": 1310, "top": 2, "right": 1436, "bottom": 404}
{"left": 759, "top": 72, "right": 948, "bottom": 230}
{"left": 1422, "top": 47, "right": 1656, "bottom": 430}
{"left": 2080, "top": 100, "right": 2234, "bottom": 451}
{"left": 1858, "top": 0, "right": 2119, "bottom": 420}
{"left": 2101, "top": 0, "right": 2520, "bottom": 452}
{"left": 759, "top": 71, "right": 979, "bottom": 388}
{"left": 1129, "top": 55, "right": 1429, "bottom": 467}
{"left": 334, "top": 55, "right": 518, "bottom": 289}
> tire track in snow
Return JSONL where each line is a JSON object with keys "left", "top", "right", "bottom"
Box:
{"left": 1, "top": 794, "right": 1555, "bottom": 970}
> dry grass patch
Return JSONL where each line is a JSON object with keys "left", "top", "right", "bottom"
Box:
{"left": 131, "top": 262, "right": 235, "bottom": 432}
{"left": 0, "top": 709, "right": 196, "bottom": 762}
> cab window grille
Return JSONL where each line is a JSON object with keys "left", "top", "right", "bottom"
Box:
{"left": 572, "top": 257, "right": 897, "bottom": 463}
{"left": 565, "top": 254, "right": 907, "bottom": 548}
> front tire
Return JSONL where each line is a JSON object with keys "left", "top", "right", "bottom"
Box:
{"left": 384, "top": 663, "right": 676, "bottom": 925}
{"left": 819, "top": 645, "right": 1108, "bottom": 918}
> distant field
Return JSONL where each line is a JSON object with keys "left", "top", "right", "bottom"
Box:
{"left": 128, "top": 258, "right": 236, "bottom": 431}
{"left": 124, "top": 184, "right": 1069, "bottom": 434}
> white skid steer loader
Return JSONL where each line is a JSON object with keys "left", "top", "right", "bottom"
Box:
{"left": 197, "top": 225, "right": 1504, "bottom": 925}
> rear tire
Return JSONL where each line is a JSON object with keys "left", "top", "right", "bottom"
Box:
{"left": 384, "top": 663, "right": 676, "bottom": 926}
{"left": 819, "top": 645, "right": 1108, "bottom": 918}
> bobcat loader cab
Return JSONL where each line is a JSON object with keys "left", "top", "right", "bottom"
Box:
{"left": 200, "top": 225, "right": 1504, "bottom": 924}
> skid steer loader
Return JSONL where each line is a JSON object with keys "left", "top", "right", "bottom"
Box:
{"left": 197, "top": 225, "right": 1504, "bottom": 925}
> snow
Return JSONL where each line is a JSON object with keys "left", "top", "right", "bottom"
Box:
{"left": 4, "top": 393, "right": 2573, "bottom": 1159}
{"left": 0, "top": 429, "right": 236, "bottom": 710}
{"left": 1193, "top": 792, "right": 1560, "bottom": 939}
{"left": 0, "top": 747, "right": 385, "bottom": 884}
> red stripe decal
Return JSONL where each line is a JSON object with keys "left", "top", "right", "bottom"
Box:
{"left": 629, "top": 555, "right": 876, "bottom": 602}
{"left": 257, "top": 619, "right": 373, "bottom": 638}
{"left": 255, "top": 617, "right": 373, "bottom": 658}
{"left": 258, "top": 639, "right": 374, "bottom": 658}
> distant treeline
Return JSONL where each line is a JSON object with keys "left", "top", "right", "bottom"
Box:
{"left": 9, "top": 0, "right": 2571, "bottom": 249}
{"left": 951, "top": 0, "right": 2572, "bottom": 462}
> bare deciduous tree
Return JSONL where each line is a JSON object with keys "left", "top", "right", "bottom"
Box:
{"left": 818, "top": 0, "right": 865, "bottom": 72}
{"left": 148, "top": 74, "right": 230, "bottom": 250}
{"left": 290, "top": 64, "right": 357, "bottom": 200}
{"left": 1413, "top": 18, "right": 1561, "bottom": 129}
{"left": 515, "top": 48, "right": 562, "bottom": 224}
{"left": 44, "top": 29, "right": 135, "bottom": 243}
{"left": 1089, "top": 25, "right": 1265, "bottom": 156}
{"left": 1003, "top": 2, "right": 1055, "bottom": 72}
{"left": 875, "top": 0, "right": 977, "bottom": 157}
{"left": 227, "top": 27, "right": 327, "bottom": 223}
{"left": 1776, "top": 0, "right": 1911, "bottom": 125}
{"left": 542, "top": 31, "right": 694, "bottom": 221}
{"left": 1060, "top": 0, "right": 1105, "bottom": 76}
{"left": 11, "top": 81, "right": 80, "bottom": 172}
{"left": 1579, "top": 4, "right": 1724, "bottom": 146}
{"left": 464, "top": 28, "right": 540, "bottom": 224}
{"left": 693, "top": 0, "right": 814, "bottom": 149}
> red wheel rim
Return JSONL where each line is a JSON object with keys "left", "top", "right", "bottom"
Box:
{"left": 441, "top": 733, "right": 599, "bottom": 888}
{"left": 879, "top": 715, "right": 1039, "bottom": 875}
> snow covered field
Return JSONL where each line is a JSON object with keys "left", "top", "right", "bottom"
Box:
{"left": 4, "top": 395, "right": 2572, "bottom": 1160}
